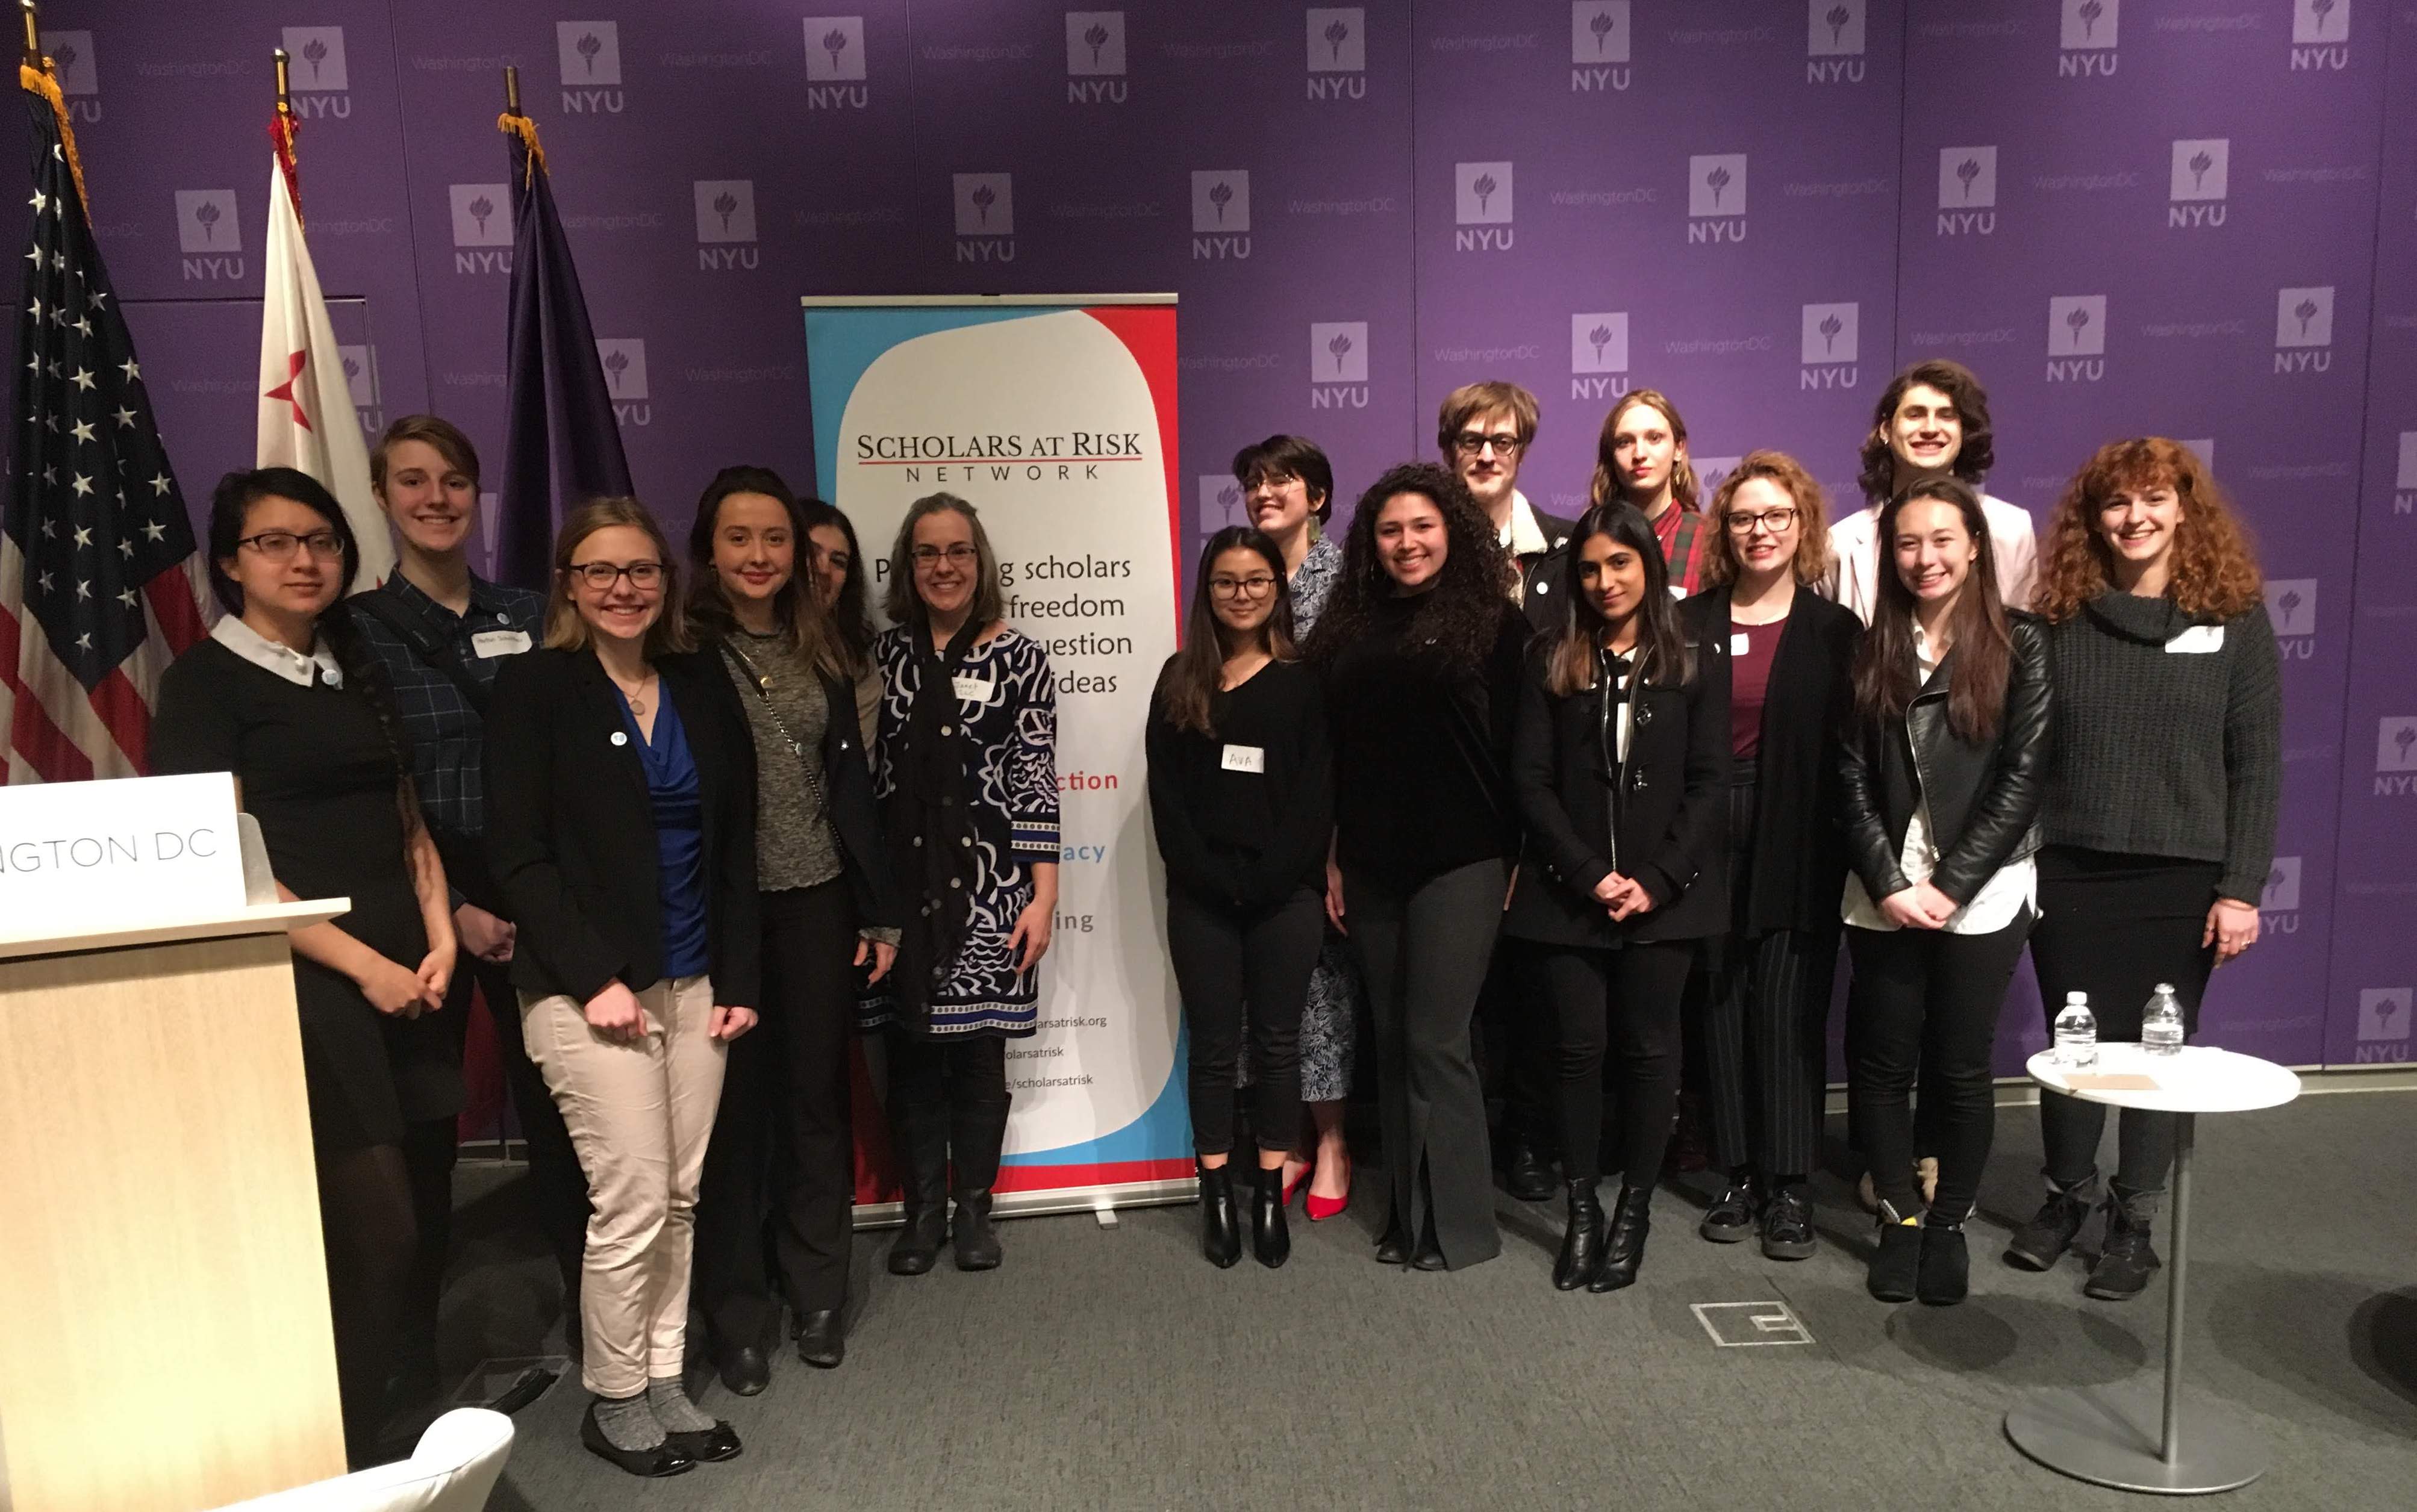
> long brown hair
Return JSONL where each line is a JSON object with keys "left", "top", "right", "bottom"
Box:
{"left": 1302, "top": 462, "right": 1511, "bottom": 675}
{"left": 1544, "top": 503, "right": 1690, "bottom": 697}
{"left": 1851, "top": 477, "right": 2012, "bottom": 742}
{"left": 684, "top": 464, "right": 841, "bottom": 674}
{"left": 543, "top": 496, "right": 692, "bottom": 656}
{"left": 1588, "top": 388, "right": 1700, "bottom": 512}
{"left": 1155, "top": 527, "right": 1298, "bottom": 736}
{"left": 2032, "top": 438, "right": 2262, "bottom": 623}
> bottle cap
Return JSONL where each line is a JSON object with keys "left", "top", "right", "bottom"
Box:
{"left": 2154, "top": 983, "right": 2175, "bottom": 994}
{"left": 2065, "top": 991, "right": 2088, "bottom": 1004}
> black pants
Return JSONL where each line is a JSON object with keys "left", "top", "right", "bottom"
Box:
{"left": 2030, "top": 849, "right": 2221, "bottom": 1201}
{"left": 1347, "top": 858, "right": 1506, "bottom": 1269}
{"left": 696, "top": 880, "right": 862, "bottom": 1347}
{"left": 1537, "top": 941, "right": 1694, "bottom": 1186}
{"left": 1845, "top": 913, "right": 2030, "bottom": 1219}
{"left": 1166, "top": 885, "right": 1320, "bottom": 1156}
{"left": 461, "top": 953, "right": 589, "bottom": 1298}
{"left": 1476, "top": 938, "right": 1556, "bottom": 1159}
{"left": 888, "top": 1031, "right": 1011, "bottom": 1193}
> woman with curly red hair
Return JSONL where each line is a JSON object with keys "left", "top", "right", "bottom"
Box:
{"left": 2005, "top": 439, "right": 2280, "bottom": 1301}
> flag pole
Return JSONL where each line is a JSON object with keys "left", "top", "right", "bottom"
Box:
{"left": 269, "top": 45, "right": 302, "bottom": 227}
{"left": 503, "top": 63, "right": 520, "bottom": 117}
{"left": 20, "top": 0, "right": 40, "bottom": 69}
{"left": 272, "top": 45, "right": 292, "bottom": 118}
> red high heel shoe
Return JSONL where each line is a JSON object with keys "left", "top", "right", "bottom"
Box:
{"left": 1305, "top": 1151, "right": 1352, "bottom": 1221}
{"left": 1281, "top": 1158, "right": 1312, "bottom": 1209}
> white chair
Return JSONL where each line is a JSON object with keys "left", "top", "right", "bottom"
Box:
{"left": 212, "top": 1408, "right": 514, "bottom": 1512}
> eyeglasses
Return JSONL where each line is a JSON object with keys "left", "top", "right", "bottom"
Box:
{"left": 911, "top": 544, "right": 979, "bottom": 568}
{"left": 1208, "top": 574, "right": 1278, "bottom": 598}
{"left": 1451, "top": 431, "right": 1524, "bottom": 458}
{"left": 237, "top": 529, "right": 346, "bottom": 561}
{"left": 1724, "top": 507, "right": 1800, "bottom": 537}
{"left": 567, "top": 560, "right": 665, "bottom": 591}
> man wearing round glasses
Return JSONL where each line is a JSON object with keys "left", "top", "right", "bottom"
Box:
{"left": 1436, "top": 382, "right": 1575, "bottom": 633}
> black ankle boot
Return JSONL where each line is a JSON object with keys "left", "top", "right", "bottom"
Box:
{"left": 884, "top": 1098, "right": 949, "bottom": 1277}
{"left": 2004, "top": 1179, "right": 2093, "bottom": 1272}
{"left": 1198, "top": 1162, "right": 1241, "bottom": 1268}
{"left": 1554, "top": 1180, "right": 1605, "bottom": 1290}
{"left": 1251, "top": 1165, "right": 1290, "bottom": 1269}
{"left": 1917, "top": 1218, "right": 1969, "bottom": 1305}
{"left": 2086, "top": 1187, "right": 2162, "bottom": 1300}
{"left": 1868, "top": 1217, "right": 1921, "bottom": 1302}
{"left": 1587, "top": 1185, "right": 1651, "bottom": 1292}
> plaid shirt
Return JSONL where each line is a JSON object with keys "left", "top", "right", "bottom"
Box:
{"left": 1654, "top": 505, "right": 1710, "bottom": 597}
{"left": 348, "top": 572, "right": 546, "bottom": 844}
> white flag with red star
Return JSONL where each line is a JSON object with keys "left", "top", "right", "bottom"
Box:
{"left": 255, "top": 151, "right": 393, "bottom": 590}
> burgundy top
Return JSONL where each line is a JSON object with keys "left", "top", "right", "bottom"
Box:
{"left": 1728, "top": 608, "right": 1786, "bottom": 760}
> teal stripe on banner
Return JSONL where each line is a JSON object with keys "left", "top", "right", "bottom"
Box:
{"left": 1002, "top": 1021, "right": 1194, "bottom": 1167}
{"left": 803, "top": 304, "right": 1050, "bottom": 499}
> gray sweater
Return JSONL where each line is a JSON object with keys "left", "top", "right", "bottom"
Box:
{"left": 2041, "top": 591, "right": 2281, "bottom": 903}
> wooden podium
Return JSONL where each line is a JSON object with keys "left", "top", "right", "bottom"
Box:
{"left": 0, "top": 900, "right": 354, "bottom": 1512}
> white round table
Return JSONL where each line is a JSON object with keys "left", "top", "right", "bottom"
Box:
{"left": 2004, "top": 1044, "right": 2300, "bottom": 1495}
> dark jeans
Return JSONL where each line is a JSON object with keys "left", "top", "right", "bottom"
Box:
{"left": 2030, "top": 850, "right": 2221, "bottom": 1202}
{"left": 1166, "top": 885, "right": 1320, "bottom": 1156}
{"left": 1476, "top": 938, "right": 1556, "bottom": 1158}
{"left": 696, "top": 880, "right": 862, "bottom": 1348}
{"left": 1845, "top": 912, "right": 2031, "bottom": 1219}
{"left": 1537, "top": 941, "right": 1693, "bottom": 1186}
{"left": 888, "top": 1030, "right": 1011, "bottom": 1193}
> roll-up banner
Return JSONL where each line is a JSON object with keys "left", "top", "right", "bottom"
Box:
{"left": 802, "top": 296, "right": 1193, "bottom": 1219}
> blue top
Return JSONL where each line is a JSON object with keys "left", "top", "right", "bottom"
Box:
{"left": 617, "top": 680, "right": 710, "bottom": 981}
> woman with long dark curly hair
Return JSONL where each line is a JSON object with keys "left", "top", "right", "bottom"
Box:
{"left": 1308, "top": 462, "right": 1529, "bottom": 1271}
{"left": 2004, "top": 439, "right": 2278, "bottom": 1300}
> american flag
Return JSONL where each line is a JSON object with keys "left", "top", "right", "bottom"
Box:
{"left": 0, "top": 67, "right": 209, "bottom": 782}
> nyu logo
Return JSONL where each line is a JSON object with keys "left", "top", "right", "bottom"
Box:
{"left": 2377, "top": 715, "right": 2417, "bottom": 796}
{"left": 1687, "top": 154, "right": 1747, "bottom": 244}
{"left": 558, "top": 20, "right": 625, "bottom": 113}
{"left": 1694, "top": 456, "right": 1744, "bottom": 499}
{"left": 1067, "top": 11, "right": 1127, "bottom": 104}
{"left": 953, "top": 173, "right": 1015, "bottom": 263}
{"left": 37, "top": 30, "right": 99, "bottom": 121}
{"left": 338, "top": 343, "right": 380, "bottom": 438}
{"left": 1455, "top": 161, "right": 1514, "bottom": 252}
{"left": 2260, "top": 856, "right": 2303, "bottom": 929}
{"left": 1309, "top": 321, "right": 1368, "bottom": 409}
{"left": 2059, "top": 0, "right": 2118, "bottom": 76}
{"left": 449, "top": 184, "right": 513, "bottom": 275}
{"left": 2357, "top": 986, "right": 2411, "bottom": 1062}
{"left": 280, "top": 26, "right": 350, "bottom": 118}
{"left": 2397, "top": 431, "right": 2416, "bottom": 515}
{"left": 1800, "top": 303, "right": 1859, "bottom": 390}
{"left": 1191, "top": 171, "right": 1251, "bottom": 260}
{"left": 2168, "top": 138, "right": 2228, "bottom": 229}
{"left": 803, "top": 16, "right": 869, "bottom": 110}
{"left": 694, "top": 181, "right": 758, "bottom": 270}
{"left": 2047, "top": 295, "right": 2106, "bottom": 382}
{"left": 1806, "top": 0, "right": 1865, "bottom": 84}
{"left": 2265, "top": 578, "right": 2318, "bottom": 661}
{"left": 1570, "top": 3, "right": 1632, "bottom": 94}
{"left": 1197, "top": 475, "right": 1248, "bottom": 536}
{"left": 1307, "top": 8, "right": 1366, "bottom": 99}
{"left": 175, "top": 189, "right": 244, "bottom": 281}
{"left": 1570, "top": 312, "right": 1629, "bottom": 401}
{"left": 2274, "top": 286, "right": 2334, "bottom": 375}
{"left": 1936, "top": 146, "right": 1997, "bottom": 237}
{"left": 594, "top": 338, "right": 650, "bottom": 426}
{"left": 2290, "top": 0, "right": 2350, "bottom": 71}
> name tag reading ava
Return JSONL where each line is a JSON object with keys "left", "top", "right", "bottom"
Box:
{"left": 1220, "top": 744, "right": 1266, "bottom": 774}
{"left": 472, "top": 629, "right": 533, "bottom": 658}
{"left": 952, "top": 674, "right": 995, "bottom": 704}
{"left": 2165, "top": 625, "right": 2225, "bottom": 654}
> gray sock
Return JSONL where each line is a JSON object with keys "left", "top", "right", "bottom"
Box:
{"left": 647, "top": 1376, "right": 717, "bottom": 1433}
{"left": 591, "top": 1391, "right": 665, "bottom": 1451}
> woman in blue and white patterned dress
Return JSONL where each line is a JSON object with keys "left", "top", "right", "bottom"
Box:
{"left": 1234, "top": 436, "right": 1359, "bottom": 1219}
{"left": 866, "top": 493, "right": 1059, "bottom": 1275}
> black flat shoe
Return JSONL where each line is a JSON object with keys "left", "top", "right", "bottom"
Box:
{"left": 664, "top": 1420, "right": 743, "bottom": 1464}
{"left": 1868, "top": 1220, "right": 1922, "bottom": 1303}
{"left": 1500, "top": 1139, "right": 1556, "bottom": 1203}
{"left": 1373, "top": 1217, "right": 1412, "bottom": 1266}
{"left": 712, "top": 1342, "right": 769, "bottom": 1398}
{"left": 1410, "top": 1209, "right": 1447, "bottom": 1272}
{"left": 580, "top": 1404, "right": 695, "bottom": 1479}
{"left": 796, "top": 1309, "right": 844, "bottom": 1369}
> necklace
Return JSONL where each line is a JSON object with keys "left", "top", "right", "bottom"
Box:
{"left": 610, "top": 670, "right": 655, "bottom": 717}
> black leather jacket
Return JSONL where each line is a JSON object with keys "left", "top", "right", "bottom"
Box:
{"left": 1839, "top": 613, "right": 2051, "bottom": 907}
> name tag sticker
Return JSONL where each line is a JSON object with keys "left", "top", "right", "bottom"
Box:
{"left": 1730, "top": 632, "right": 1750, "bottom": 656}
{"left": 1221, "top": 744, "right": 1267, "bottom": 774}
{"left": 472, "top": 629, "right": 532, "bottom": 659}
{"left": 952, "top": 674, "right": 995, "bottom": 704}
{"left": 1669, "top": 584, "right": 1688, "bottom": 599}
{"left": 2166, "top": 625, "right": 2225, "bottom": 654}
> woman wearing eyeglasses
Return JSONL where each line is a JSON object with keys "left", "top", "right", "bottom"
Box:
{"left": 154, "top": 468, "right": 462, "bottom": 1466}
{"left": 1149, "top": 526, "right": 1331, "bottom": 1268}
{"left": 867, "top": 493, "right": 1059, "bottom": 1276}
{"left": 485, "top": 498, "right": 762, "bottom": 1477}
{"left": 1679, "top": 453, "right": 1860, "bottom": 1261}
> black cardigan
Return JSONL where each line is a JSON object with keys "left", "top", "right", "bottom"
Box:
{"left": 484, "top": 646, "right": 763, "bottom": 1009}
{"left": 1680, "top": 590, "right": 1861, "bottom": 933}
{"left": 1504, "top": 636, "right": 1729, "bottom": 948}
{"left": 1146, "top": 658, "right": 1332, "bottom": 910}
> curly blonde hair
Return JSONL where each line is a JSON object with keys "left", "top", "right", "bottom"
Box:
{"left": 2033, "top": 438, "right": 2262, "bottom": 623}
{"left": 1701, "top": 449, "right": 1833, "bottom": 587}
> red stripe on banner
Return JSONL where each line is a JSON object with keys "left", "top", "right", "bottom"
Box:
{"left": 144, "top": 565, "right": 210, "bottom": 655}
{"left": 90, "top": 667, "right": 151, "bottom": 775}
{"left": 1081, "top": 305, "right": 1183, "bottom": 626}
{"left": 995, "top": 1157, "right": 1196, "bottom": 1194}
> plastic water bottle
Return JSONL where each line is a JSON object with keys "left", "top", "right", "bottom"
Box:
{"left": 2142, "top": 983, "right": 2185, "bottom": 1057}
{"left": 2054, "top": 991, "right": 2098, "bottom": 1069}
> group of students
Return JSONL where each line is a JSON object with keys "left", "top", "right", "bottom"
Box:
{"left": 1147, "top": 362, "right": 2278, "bottom": 1315}
{"left": 145, "top": 353, "right": 2278, "bottom": 1479}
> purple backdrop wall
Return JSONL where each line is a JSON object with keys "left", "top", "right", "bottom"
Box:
{"left": 17, "top": 1, "right": 2412, "bottom": 1069}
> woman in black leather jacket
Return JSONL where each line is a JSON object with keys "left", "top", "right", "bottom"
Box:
{"left": 1839, "top": 477, "right": 2050, "bottom": 1308}
{"left": 1506, "top": 504, "right": 1727, "bottom": 1293}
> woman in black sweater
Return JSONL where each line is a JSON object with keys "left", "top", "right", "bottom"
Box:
{"left": 1309, "top": 462, "right": 1529, "bottom": 1272}
{"left": 2009, "top": 438, "right": 2280, "bottom": 1299}
{"left": 1148, "top": 526, "right": 1332, "bottom": 1269}
{"left": 1508, "top": 504, "right": 1727, "bottom": 1292}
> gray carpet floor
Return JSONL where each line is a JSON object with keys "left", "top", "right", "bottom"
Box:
{"left": 438, "top": 1089, "right": 2417, "bottom": 1510}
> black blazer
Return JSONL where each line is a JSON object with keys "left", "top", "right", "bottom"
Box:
{"left": 1680, "top": 590, "right": 1861, "bottom": 934}
{"left": 1505, "top": 636, "right": 1729, "bottom": 948}
{"left": 1517, "top": 503, "right": 1583, "bottom": 632}
{"left": 485, "top": 646, "right": 763, "bottom": 1009}
{"left": 1840, "top": 612, "right": 2052, "bottom": 907}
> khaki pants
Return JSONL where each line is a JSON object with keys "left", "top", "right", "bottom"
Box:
{"left": 523, "top": 975, "right": 726, "bottom": 1396}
